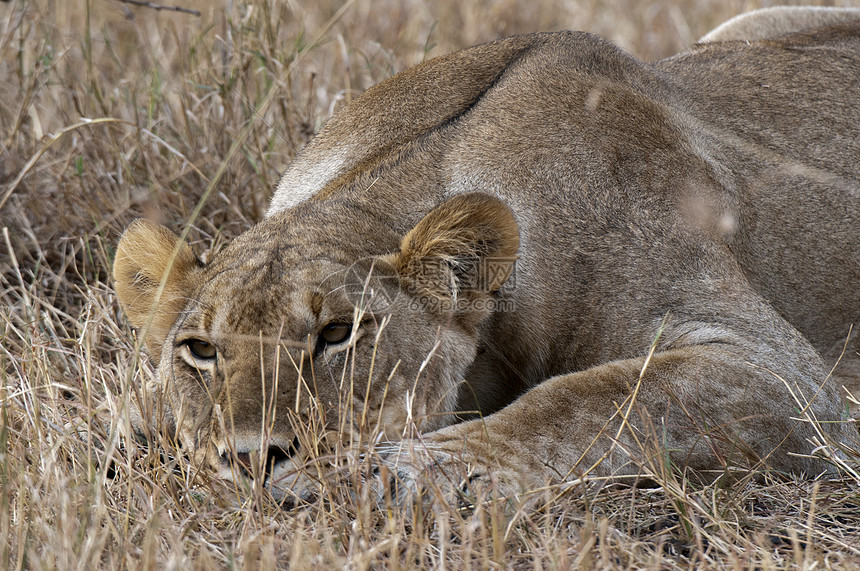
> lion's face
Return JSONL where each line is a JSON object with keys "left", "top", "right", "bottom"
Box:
{"left": 113, "top": 194, "right": 519, "bottom": 499}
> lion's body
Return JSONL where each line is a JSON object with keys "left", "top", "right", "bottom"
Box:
{"left": 698, "top": 6, "right": 860, "bottom": 42}
{"left": 114, "top": 10, "right": 859, "bottom": 501}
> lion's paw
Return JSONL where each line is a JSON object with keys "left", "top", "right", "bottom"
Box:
{"left": 368, "top": 441, "right": 503, "bottom": 511}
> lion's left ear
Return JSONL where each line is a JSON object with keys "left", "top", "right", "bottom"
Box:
{"left": 389, "top": 193, "right": 519, "bottom": 324}
{"left": 112, "top": 219, "right": 201, "bottom": 362}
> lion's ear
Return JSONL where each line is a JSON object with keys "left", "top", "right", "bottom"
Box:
{"left": 112, "top": 219, "right": 200, "bottom": 361}
{"left": 390, "top": 193, "right": 519, "bottom": 326}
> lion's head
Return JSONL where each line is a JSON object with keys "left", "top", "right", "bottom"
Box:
{"left": 113, "top": 193, "right": 518, "bottom": 499}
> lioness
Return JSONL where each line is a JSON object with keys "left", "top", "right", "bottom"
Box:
{"left": 113, "top": 10, "right": 860, "bottom": 503}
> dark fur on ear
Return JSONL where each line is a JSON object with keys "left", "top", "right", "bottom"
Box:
{"left": 112, "top": 219, "right": 200, "bottom": 361}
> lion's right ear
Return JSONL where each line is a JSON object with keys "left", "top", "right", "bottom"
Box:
{"left": 112, "top": 219, "right": 200, "bottom": 361}
{"left": 388, "top": 193, "right": 519, "bottom": 331}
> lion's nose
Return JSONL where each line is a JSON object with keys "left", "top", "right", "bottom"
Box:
{"left": 221, "top": 438, "right": 299, "bottom": 480}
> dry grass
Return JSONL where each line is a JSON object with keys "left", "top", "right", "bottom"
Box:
{"left": 2, "top": 0, "right": 860, "bottom": 568}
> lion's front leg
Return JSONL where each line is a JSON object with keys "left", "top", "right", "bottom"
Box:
{"left": 378, "top": 343, "right": 847, "bottom": 506}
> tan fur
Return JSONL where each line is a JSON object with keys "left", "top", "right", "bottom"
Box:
{"left": 114, "top": 14, "right": 860, "bottom": 503}
{"left": 113, "top": 220, "right": 201, "bottom": 361}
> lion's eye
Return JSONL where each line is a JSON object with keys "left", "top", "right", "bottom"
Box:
{"left": 186, "top": 339, "right": 217, "bottom": 360}
{"left": 319, "top": 323, "right": 352, "bottom": 346}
